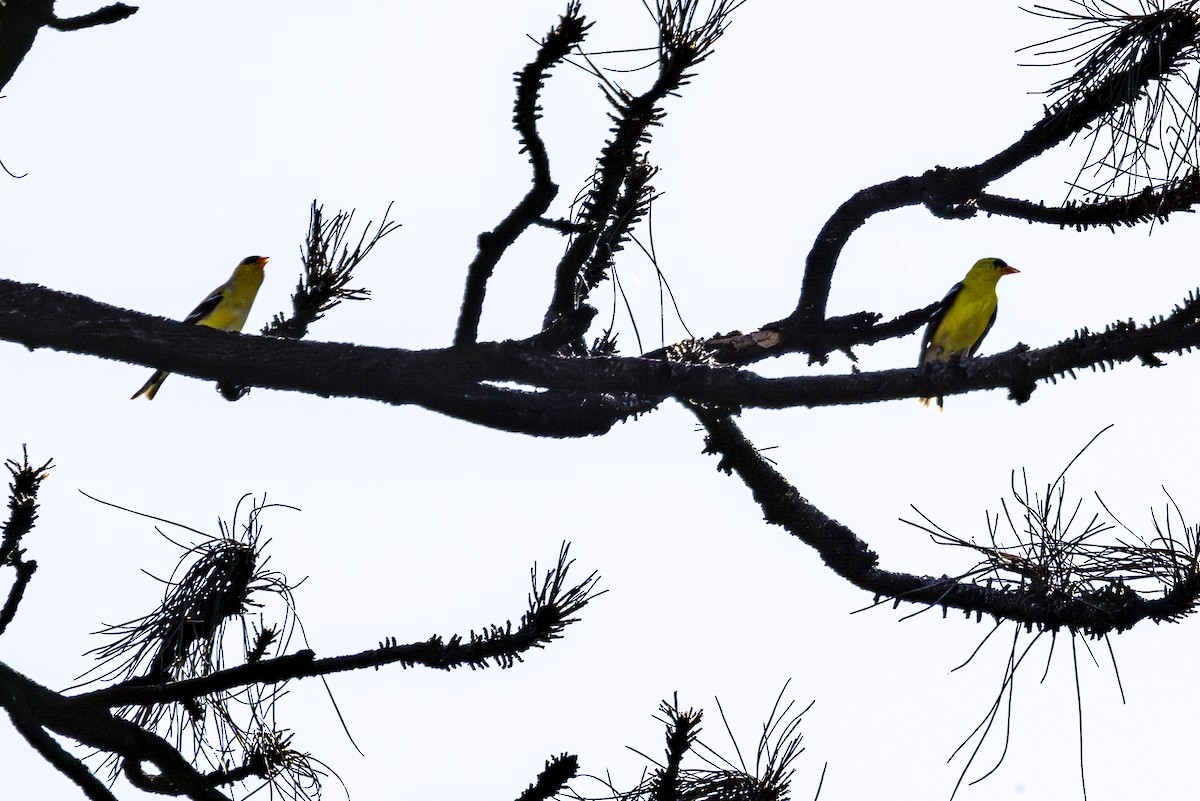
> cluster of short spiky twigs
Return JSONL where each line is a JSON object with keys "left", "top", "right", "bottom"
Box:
{"left": 560, "top": 684, "right": 816, "bottom": 801}
{"left": 897, "top": 424, "right": 1200, "bottom": 798}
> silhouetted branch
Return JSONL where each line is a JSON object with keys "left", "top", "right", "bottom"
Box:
{"left": 47, "top": 3, "right": 137, "bottom": 32}
{"left": 1025, "top": 3, "right": 1200, "bottom": 196}
{"left": 5, "top": 683, "right": 120, "bottom": 801}
{"left": 3, "top": 537, "right": 598, "bottom": 796}
{"left": 543, "top": 1, "right": 738, "bottom": 339}
{"left": 0, "top": 447, "right": 49, "bottom": 566}
{"left": 455, "top": 4, "right": 590, "bottom": 347}
{"left": 0, "top": 558, "right": 36, "bottom": 637}
{"left": 0, "top": 1, "right": 137, "bottom": 92}
{"left": 0, "top": 448, "right": 50, "bottom": 636}
{"left": 9, "top": 278, "right": 1200, "bottom": 424}
{"left": 974, "top": 172, "right": 1200, "bottom": 229}
{"left": 515, "top": 753, "right": 580, "bottom": 801}
{"left": 77, "top": 544, "right": 601, "bottom": 709}
{"left": 0, "top": 662, "right": 231, "bottom": 801}
{"left": 66, "top": 495, "right": 319, "bottom": 795}
{"left": 905, "top": 429, "right": 1200, "bottom": 629}
{"left": 793, "top": 3, "right": 1200, "bottom": 334}
{"left": 658, "top": 302, "right": 941, "bottom": 368}
{"left": 689, "top": 404, "right": 1200, "bottom": 635}
{"left": 0, "top": 1, "right": 51, "bottom": 93}
{"left": 652, "top": 696, "right": 700, "bottom": 801}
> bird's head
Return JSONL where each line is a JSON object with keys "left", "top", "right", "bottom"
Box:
{"left": 239, "top": 255, "right": 269, "bottom": 271}
{"left": 966, "top": 257, "right": 1018, "bottom": 284}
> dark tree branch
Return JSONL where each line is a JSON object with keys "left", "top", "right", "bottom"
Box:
{"left": 0, "top": 662, "right": 231, "bottom": 801}
{"left": 973, "top": 175, "right": 1200, "bottom": 229}
{"left": 514, "top": 754, "right": 579, "bottom": 801}
{"left": 0, "top": 1, "right": 137, "bottom": 92}
{"left": 7, "top": 278, "right": 1200, "bottom": 424}
{"left": 0, "top": 0, "right": 53, "bottom": 92}
{"left": 6, "top": 4, "right": 1200, "bottom": 798}
{"left": 0, "top": 448, "right": 50, "bottom": 636}
{"left": 0, "top": 448, "right": 49, "bottom": 564}
{"left": 0, "top": 278, "right": 658, "bottom": 436}
{"left": 793, "top": 7, "right": 1200, "bottom": 337}
{"left": 116, "top": 718, "right": 232, "bottom": 801}
{"left": 688, "top": 404, "right": 1200, "bottom": 636}
{"left": 4, "top": 685, "right": 119, "bottom": 801}
{"left": 0, "top": 559, "right": 36, "bottom": 637}
{"left": 663, "top": 303, "right": 941, "bottom": 369}
{"left": 5, "top": 579, "right": 606, "bottom": 800}
{"left": 77, "top": 544, "right": 600, "bottom": 709}
{"left": 794, "top": 175, "right": 930, "bottom": 332}
{"left": 410, "top": 383, "right": 659, "bottom": 438}
{"left": 204, "top": 761, "right": 269, "bottom": 788}
{"left": 573, "top": 156, "right": 658, "bottom": 346}
{"left": 454, "top": 4, "right": 589, "bottom": 347}
{"left": 652, "top": 696, "right": 701, "bottom": 801}
{"left": 77, "top": 650, "right": 318, "bottom": 710}
{"left": 47, "top": 3, "right": 137, "bottom": 32}
{"left": 542, "top": 3, "right": 734, "bottom": 337}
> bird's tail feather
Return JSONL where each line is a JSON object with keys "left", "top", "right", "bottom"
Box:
{"left": 131, "top": 370, "right": 169, "bottom": 400}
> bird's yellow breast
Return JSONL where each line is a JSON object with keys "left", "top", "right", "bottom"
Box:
{"left": 198, "top": 266, "right": 265, "bottom": 332}
{"left": 928, "top": 291, "right": 997, "bottom": 360}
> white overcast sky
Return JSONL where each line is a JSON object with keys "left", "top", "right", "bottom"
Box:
{"left": 3, "top": 2, "right": 1200, "bottom": 800}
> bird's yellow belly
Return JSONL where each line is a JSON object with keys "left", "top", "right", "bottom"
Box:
{"left": 198, "top": 299, "right": 253, "bottom": 332}
{"left": 931, "top": 295, "right": 995, "bottom": 358}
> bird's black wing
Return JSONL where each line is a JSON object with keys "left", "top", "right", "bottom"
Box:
{"left": 968, "top": 304, "right": 999, "bottom": 357}
{"left": 180, "top": 287, "right": 225, "bottom": 325}
{"left": 919, "top": 281, "right": 964, "bottom": 366}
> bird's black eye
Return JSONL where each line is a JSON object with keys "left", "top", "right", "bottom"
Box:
{"left": 993, "top": 259, "right": 1007, "bottom": 269}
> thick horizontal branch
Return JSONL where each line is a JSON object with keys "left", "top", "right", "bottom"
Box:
{"left": 4, "top": 278, "right": 1200, "bottom": 423}
{"left": 0, "top": 279, "right": 653, "bottom": 437}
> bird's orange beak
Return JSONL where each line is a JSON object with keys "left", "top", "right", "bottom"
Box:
{"left": 1000, "top": 265, "right": 1019, "bottom": 275}
{"left": 257, "top": 256, "right": 269, "bottom": 268}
